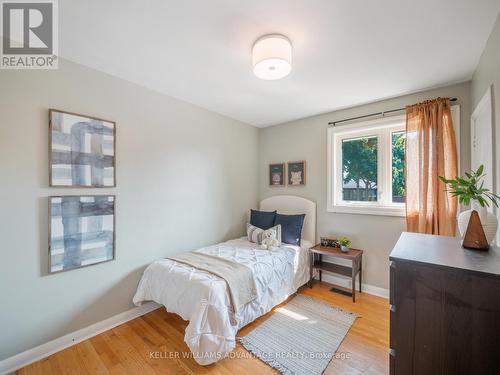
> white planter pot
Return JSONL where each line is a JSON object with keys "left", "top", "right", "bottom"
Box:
{"left": 457, "top": 208, "right": 498, "bottom": 244}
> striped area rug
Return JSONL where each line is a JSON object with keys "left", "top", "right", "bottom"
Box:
{"left": 239, "top": 295, "right": 357, "bottom": 375}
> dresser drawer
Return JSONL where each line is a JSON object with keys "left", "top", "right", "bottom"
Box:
{"left": 389, "top": 348, "right": 395, "bottom": 375}
{"left": 389, "top": 260, "right": 395, "bottom": 305}
{"left": 389, "top": 260, "right": 396, "bottom": 375}
{"left": 389, "top": 304, "right": 396, "bottom": 349}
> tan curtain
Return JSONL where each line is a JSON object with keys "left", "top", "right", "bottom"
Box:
{"left": 405, "top": 98, "right": 458, "bottom": 236}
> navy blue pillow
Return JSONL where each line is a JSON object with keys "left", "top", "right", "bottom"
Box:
{"left": 250, "top": 209, "right": 277, "bottom": 230}
{"left": 274, "top": 213, "right": 305, "bottom": 245}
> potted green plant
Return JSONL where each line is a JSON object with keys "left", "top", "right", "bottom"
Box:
{"left": 338, "top": 236, "right": 352, "bottom": 253}
{"left": 439, "top": 165, "right": 499, "bottom": 244}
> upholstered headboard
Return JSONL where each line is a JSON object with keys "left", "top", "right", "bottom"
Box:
{"left": 260, "top": 195, "right": 317, "bottom": 245}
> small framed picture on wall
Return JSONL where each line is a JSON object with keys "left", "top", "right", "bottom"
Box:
{"left": 269, "top": 163, "right": 285, "bottom": 186}
{"left": 287, "top": 161, "right": 306, "bottom": 186}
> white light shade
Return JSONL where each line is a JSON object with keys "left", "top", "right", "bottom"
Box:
{"left": 252, "top": 34, "right": 292, "bottom": 80}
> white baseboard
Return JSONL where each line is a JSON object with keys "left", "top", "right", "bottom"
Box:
{"left": 317, "top": 272, "right": 389, "bottom": 299}
{"left": 0, "top": 302, "right": 161, "bottom": 375}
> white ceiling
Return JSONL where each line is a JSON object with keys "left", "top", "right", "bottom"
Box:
{"left": 60, "top": 0, "right": 500, "bottom": 127}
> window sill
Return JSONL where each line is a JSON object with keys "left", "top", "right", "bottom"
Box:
{"left": 327, "top": 204, "right": 405, "bottom": 217}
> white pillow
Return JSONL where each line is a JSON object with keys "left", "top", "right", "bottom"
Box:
{"left": 247, "top": 223, "right": 282, "bottom": 245}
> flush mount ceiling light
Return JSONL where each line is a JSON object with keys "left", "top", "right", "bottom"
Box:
{"left": 252, "top": 34, "right": 292, "bottom": 80}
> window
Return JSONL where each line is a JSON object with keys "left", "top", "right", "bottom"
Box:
{"left": 342, "top": 135, "right": 378, "bottom": 202}
{"left": 328, "top": 106, "right": 460, "bottom": 216}
{"left": 328, "top": 115, "right": 406, "bottom": 216}
{"left": 391, "top": 131, "right": 406, "bottom": 203}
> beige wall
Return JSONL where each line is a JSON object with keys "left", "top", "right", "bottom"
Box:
{"left": 0, "top": 59, "right": 259, "bottom": 360}
{"left": 259, "top": 82, "right": 472, "bottom": 290}
{"left": 472, "top": 13, "right": 500, "bottom": 201}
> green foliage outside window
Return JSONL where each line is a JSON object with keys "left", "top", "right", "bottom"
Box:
{"left": 342, "top": 131, "right": 405, "bottom": 203}
{"left": 342, "top": 137, "right": 378, "bottom": 201}
{"left": 392, "top": 132, "right": 405, "bottom": 202}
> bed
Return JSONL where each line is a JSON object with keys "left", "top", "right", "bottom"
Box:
{"left": 132, "top": 195, "right": 316, "bottom": 365}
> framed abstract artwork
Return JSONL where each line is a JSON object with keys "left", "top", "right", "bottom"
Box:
{"left": 49, "top": 195, "right": 115, "bottom": 273}
{"left": 49, "top": 109, "right": 116, "bottom": 187}
{"left": 287, "top": 160, "right": 306, "bottom": 186}
{"left": 269, "top": 163, "right": 285, "bottom": 186}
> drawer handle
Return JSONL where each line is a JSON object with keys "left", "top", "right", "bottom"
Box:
{"left": 390, "top": 348, "right": 396, "bottom": 357}
{"left": 390, "top": 304, "right": 396, "bottom": 313}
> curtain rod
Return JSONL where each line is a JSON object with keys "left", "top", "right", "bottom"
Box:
{"left": 328, "top": 97, "right": 458, "bottom": 126}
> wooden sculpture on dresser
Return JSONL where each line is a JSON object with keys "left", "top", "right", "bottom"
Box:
{"left": 462, "top": 211, "right": 489, "bottom": 250}
{"left": 440, "top": 165, "right": 499, "bottom": 250}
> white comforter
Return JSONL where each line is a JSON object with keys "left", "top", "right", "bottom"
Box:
{"left": 133, "top": 238, "right": 311, "bottom": 365}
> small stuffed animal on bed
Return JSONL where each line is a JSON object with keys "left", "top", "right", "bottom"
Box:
{"left": 260, "top": 228, "right": 280, "bottom": 250}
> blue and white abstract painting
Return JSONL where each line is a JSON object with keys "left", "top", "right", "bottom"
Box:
{"left": 49, "top": 196, "right": 115, "bottom": 273}
{"left": 50, "top": 110, "right": 115, "bottom": 187}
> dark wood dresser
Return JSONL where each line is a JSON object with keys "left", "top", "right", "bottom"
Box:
{"left": 389, "top": 232, "right": 500, "bottom": 375}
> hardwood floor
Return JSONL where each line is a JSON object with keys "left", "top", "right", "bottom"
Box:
{"left": 12, "top": 282, "right": 389, "bottom": 375}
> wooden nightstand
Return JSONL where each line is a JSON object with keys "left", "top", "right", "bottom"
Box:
{"left": 309, "top": 244, "right": 363, "bottom": 302}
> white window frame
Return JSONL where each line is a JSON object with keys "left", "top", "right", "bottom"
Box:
{"left": 327, "top": 105, "right": 461, "bottom": 217}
